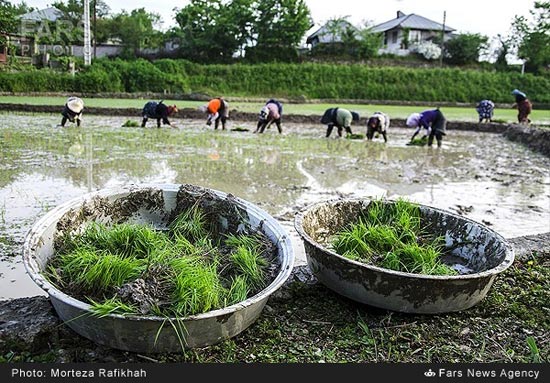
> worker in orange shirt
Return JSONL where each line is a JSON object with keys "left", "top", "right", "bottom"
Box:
{"left": 201, "top": 97, "right": 229, "bottom": 130}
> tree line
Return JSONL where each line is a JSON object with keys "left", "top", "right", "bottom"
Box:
{"left": 1, "top": 0, "right": 548, "bottom": 73}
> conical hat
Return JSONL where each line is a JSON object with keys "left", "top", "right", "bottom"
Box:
{"left": 67, "top": 97, "right": 84, "bottom": 113}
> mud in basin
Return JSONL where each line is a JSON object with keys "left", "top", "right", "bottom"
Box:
{"left": 294, "top": 198, "right": 514, "bottom": 314}
{"left": 22, "top": 183, "right": 294, "bottom": 353}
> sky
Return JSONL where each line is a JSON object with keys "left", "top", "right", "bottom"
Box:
{"left": 17, "top": 0, "right": 536, "bottom": 39}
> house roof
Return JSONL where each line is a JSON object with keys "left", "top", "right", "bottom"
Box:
{"left": 306, "top": 20, "right": 358, "bottom": 44}
{"left": 371, "top": 12, "right": 455, "bottom": 33}
{"left": 19, "top": 7, "right": 64, "bottom": 22}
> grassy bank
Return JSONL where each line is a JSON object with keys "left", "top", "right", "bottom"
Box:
{"left": 1, "top": 59, "right": 549, "bottom": 104}
{"left": 2, "top": 249, "right": 548, "bottom": 363}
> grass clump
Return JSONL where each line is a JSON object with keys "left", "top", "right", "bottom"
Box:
{"left": 122, "top": 120, "right": 140, "bottom": 127}
{"left": 331, "top": 198, "right": 457, "bottom": 276}
{"left": 406, "top": 136, "right": 428, "bottom": 146}
{"left": 46, "top": 204, "right": 275, "bottom": 318}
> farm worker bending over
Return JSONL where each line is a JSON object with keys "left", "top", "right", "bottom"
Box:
{"left": 255, "top": 99, "right": 283, "bottom": 134}
{"left": 476, "top": 100, "right": 495, "bottom": 123}
{"left": 141, "top": 101, "right": 178, "bottom": 128}
{"left": 366, "top": 111, "right": 390, "bottom": 142}
{"left": 511, "top": 89, "right": 532, "bottom": 124}
{"left": 201, "top": 97, "right": 229, "bottom": 130}
{"left": 321, "top": 107, "right": 360, "bottom": 138}
{"left": 406, "top": 108, "right": 447, "bottom": 148}
{"left": 60, "top": 96, "right": 84, "bottom": 127}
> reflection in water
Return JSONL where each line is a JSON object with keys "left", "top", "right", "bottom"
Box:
{"left": 1, "top": 114, "right": 549, "bottom": 299}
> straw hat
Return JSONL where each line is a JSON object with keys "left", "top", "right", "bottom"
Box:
{"left": 66, "top": 97, "right": 84, "bottom": 114}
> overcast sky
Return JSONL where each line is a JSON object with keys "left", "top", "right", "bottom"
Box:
{"left": 18, "top": 0, "right": 536, "bottom": 38}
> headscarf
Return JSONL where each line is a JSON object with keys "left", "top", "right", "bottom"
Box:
{"left": 167, "top": 105, "right": 178, "bottom": 115}
{"left": 406, "top": 113, "right": 421, "bottom": 127}
{"left": 259, "top": 106, "right": 269, "bottom": 121}
{"left": 511, "top": 89, "right": 526, "bottom": 98}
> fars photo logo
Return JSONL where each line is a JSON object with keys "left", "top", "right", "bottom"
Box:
{"left": 424, "top": 369, "right": 436, "bottom": 378}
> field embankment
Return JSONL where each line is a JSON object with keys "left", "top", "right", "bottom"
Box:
{"left": 1, "top": 59, "right": 549, "bottom": 106}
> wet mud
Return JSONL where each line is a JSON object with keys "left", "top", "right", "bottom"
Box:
{"left": 1, "top": 113, "right": 549, "bottom": 300}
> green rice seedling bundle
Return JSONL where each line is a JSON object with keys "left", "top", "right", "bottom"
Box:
{"left": 406, "top": 136, "right": 428, "bottom": 146}
{"left": 46, "top": 205, "right": 276, "bottom": 317}
{"left": 331, "top": 198, "right": 457, "bottom": 276}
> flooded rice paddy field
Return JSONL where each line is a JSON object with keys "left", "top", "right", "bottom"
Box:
{"left": 1, "top": 113, "right": 549, "bottom": 300}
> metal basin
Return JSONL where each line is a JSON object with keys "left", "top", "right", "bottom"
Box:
{"left": 294, "top": 198, "right": 514, "bottom": 314}
{"left": 23, "top": 183, "right": 294, "bottom": 353}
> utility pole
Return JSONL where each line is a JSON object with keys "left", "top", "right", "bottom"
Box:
{"left": 93, "top": 0, "right": 97, "bottom": 59}
{"left": 83, "top": 0, "right": 91, "bottom": 66}
{"left": 439, "top": 10, "right": 446, "bottom": 67}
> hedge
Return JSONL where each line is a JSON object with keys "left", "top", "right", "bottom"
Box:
{"left": 0, "top": 58, "right": 548, "bottom": 103}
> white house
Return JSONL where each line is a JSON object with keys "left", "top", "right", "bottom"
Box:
{"left": 305, "top": 20, "right": 358, "bottom": 48}
{"left": 371, "top": 11, "right": 455, "bottom": 56}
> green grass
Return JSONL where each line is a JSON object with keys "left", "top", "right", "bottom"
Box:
{"left": 225, "top": 234, "right": 269, "bottom": 291}
{"left": 121, "top": 119, "right": 140, "bottom": 127}
{"left": 331, "top": 198, "right": 457, "bottom": 276}
{"left": 7, "top": 243, "right": 549, "bottom": 363}
{"left": 89, "top": 296, "right": 138, "bottom": 317}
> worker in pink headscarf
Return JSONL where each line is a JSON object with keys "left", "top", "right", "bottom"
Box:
{"left": 254, "top": 99, "right": 283, "bottom": 134}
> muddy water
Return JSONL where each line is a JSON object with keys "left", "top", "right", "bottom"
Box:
{"left": 1, "top": 113, "right": 549, "bottom": 300}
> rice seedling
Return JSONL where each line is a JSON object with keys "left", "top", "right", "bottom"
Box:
{"left": 331, "top": 198, "right": 458, "bottom": 276}
{"left": 331, "top": 219, "right": 374, "bottom": 261}
{"left": 169, "top": 205, "right": 209, "bottom": 243}
{"left": 225, "top": 234, "right": 269, "bottom": 290}
{"left": 526, "top": 336, "right": 542, "bottom": 363}
{"left": 68, "top": 222, "right": 170, "bottom": 259}
{"left": 169, "top": 256, "right": 223, "bottom": 316}
{"left": 88, "top": 296, "right": 138, "bottom": 317}
{"left": 50, "top": 247, "right": 146, "bottom": 294}
{"left": 346, "top": 133, "right": 365, "bottom": 140}
{"left": 121, "top": 120, "right": 140, "bottom": 127}
{"left": 226, "top": 275, "right": 249, "bottom": 306}
{"left": 406, "top": 137, "right": 428, "bottom": 146}
{"left": 47, "top": 203, "right": 276, "bottom": 319}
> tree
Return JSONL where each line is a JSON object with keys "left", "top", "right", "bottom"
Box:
{"left": 1, "top": 0, "right": 32, "bottom": 34}
{"left": 247, "top": 0, "right": 312, "bottom": 62}
{"left": 1, "top": 0, "right": 33, "bottom": 54}
{"left": 493, "top": 34, "right": 513, "bottom": 71}
{"left": 175, "top": 0, "right": 254, "bottom": 63}
{"left": 443, "top": 33, "right": 488, "bottom": 65}
{"left": 511, "top": 0, "right": 550, "bottom": 73}
{"left": 110, "top": 8, "right": 163, "bottom": 57}
{"left": 356, "top": 22, "right": 383, "bottom": 60}
{"left": 309, "top": 16, "right": 356, "bottom": 58}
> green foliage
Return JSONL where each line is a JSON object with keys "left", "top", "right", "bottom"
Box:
{"left": 169, "top": 204, "right": 209, "bottom": 242}
{"left": 109, "top": 8, "right": 163, "bottom": 56}
{"left": 511, "top": 1, "right": 550, "bottom": 73}
{"left": 247, "top": 0, "right": 311, "bottom": 63}
{"left": 0, "top": 0, "right": 32, "bottom": 35}
{"left": 175, "top": 0, "right": 253, "bottom": 63}
{"left": 46, "top": 204, "right": 275, "bottom": 318}
{"left": 331, "top": 198, "right": 457, "bottom": 276}
{"left": 50, "top": 247, "right": 145, "bottom": 294}
{"left": 226, "top": 234, "right": 269, "bottom": 290}
{"left": 444, "top": 33, "right": 489, "bottom": 65}
{"left": 89, "top": 296, "right": 137, "bottom": 317}
{"left": 1, "top": 58, "right": 549, "bottom": 103}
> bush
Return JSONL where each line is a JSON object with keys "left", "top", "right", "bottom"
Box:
{"left": 1, "top": 58, "right": 549, "bottom": 103}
